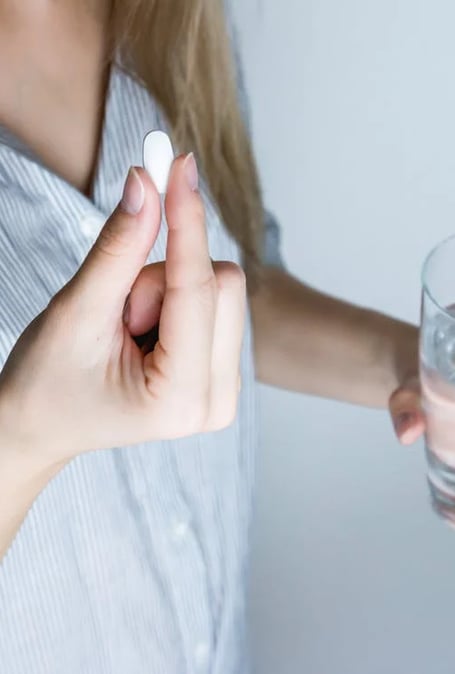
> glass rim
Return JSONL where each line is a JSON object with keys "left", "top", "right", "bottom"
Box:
{"left": 422, "top": 233, "right": 455, "bottom": 319}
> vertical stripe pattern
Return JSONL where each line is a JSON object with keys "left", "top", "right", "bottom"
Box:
{"left": 0, "top": 60, "right": 261, "bottom": 674}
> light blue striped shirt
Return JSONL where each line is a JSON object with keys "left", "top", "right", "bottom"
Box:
{"left": 0, "top": 43, "right": 282, "bottom": 674}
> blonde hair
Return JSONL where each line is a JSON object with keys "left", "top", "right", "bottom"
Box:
{"left": 110, "top": 0, "right": 264, "bottom": 284}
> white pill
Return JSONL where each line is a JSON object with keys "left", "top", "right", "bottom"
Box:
{"left": 142, "top": 130, "right": 174, "bottom": 194}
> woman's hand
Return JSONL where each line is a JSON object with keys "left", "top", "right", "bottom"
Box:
{"left": 0, "top": 154, "right": 246, "bottom": 467}
{"left": 389, "top": 374, "right": 426, "bottom": 445}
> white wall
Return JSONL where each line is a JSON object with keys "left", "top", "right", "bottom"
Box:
{"left": 232, "top": 1, "right": 455, "bottom": 673}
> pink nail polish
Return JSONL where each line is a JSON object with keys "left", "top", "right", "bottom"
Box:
{"left": 121, "top": 167, "right": 144, "bottom": 215}
{"left": 183, "top": 153, "right": 199, "bottom": 192}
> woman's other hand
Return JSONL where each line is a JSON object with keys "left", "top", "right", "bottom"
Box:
{"left": 0, "top": 154, "right": 246, "bottom": 466}
{"left": 389, "top": 374, "right": 426, "bottom": 445}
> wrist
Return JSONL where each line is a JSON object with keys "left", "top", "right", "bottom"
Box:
{"left": 355, "top": 308, "right": 419, "bottom": 407}
{"left": 0, "top": 402, "right": 67, "bottom": 562}
{"left": 0, "top": 430, "right": 67, "bottom": 489}
{"left": 382, "top": 317, "right": 419, "bottom": 396}
{"left": 0, "top": 388, "right": 68, "bottom": 479}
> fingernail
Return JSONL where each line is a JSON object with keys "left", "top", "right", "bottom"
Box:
{"left": 183, "top": 152, "right": 199, "bottom": 192}
{"left": 121, "top": 167, "right": 144, "bottom": 215}
{"left": 394, "top": 411, "right": 416, "bottom": 437}
{"left": 123, "top": 295, "right": 130, "bottom": 324}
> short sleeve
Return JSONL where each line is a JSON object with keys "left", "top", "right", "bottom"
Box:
{"left": 226, "top": 6, "right": 286, "bottom": 268}
{"left": 262, "top": 209, "right": 285, "bottom": 268}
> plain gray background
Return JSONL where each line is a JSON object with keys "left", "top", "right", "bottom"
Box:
{"left": 231, "top": 1, "right": 455, "bottom": 673}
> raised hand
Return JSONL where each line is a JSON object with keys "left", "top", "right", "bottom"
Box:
{"left": 0, "top": 154, "right": 246, "bottom": 465}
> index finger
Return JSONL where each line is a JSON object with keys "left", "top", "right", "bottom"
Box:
{"left": 145, "top": 153, "right": 216, "bottom": 396}
{"left": 164, "top": 154, "right": 214, "bottom": 290}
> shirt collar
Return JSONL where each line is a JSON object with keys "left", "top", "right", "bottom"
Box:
{"left": 0, "top": 60, "right": 164, "bottom": 219}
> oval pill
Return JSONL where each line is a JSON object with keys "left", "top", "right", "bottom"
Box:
{"left": 142, "top": 130, "right": 174, "bottom": 194}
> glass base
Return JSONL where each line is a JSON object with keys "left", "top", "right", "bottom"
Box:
{"left": 426, "top": 444, "right": 455, "bottom": 526}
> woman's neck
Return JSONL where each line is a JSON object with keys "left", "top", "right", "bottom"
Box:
{"left": 0, "top": 0, "right": 112, "bottom": 196}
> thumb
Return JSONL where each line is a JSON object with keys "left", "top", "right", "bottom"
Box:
{"left": 69, "top": 167, "right": 161, "bottom": 314}
{"left": 389, "top": 376, "right": 426, "bottom": 445}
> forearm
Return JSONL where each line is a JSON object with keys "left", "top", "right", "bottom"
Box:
{"left": 250, "top": 267, "right": 418, "bottom": 408}
{"left": 0, "top": 441, "right": 64, "bottom": 562}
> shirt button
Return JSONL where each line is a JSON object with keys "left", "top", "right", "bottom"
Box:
{"left": 171, "top": 520, "right": 189, "bottom": 541}
{"left": 194, "top": 642, "right": 210, "bottom": 669}
{"left": 80, "top": 212, "right": 105, "bottom": 238}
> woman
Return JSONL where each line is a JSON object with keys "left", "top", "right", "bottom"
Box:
{"left": 0, "top": 1, "right": 424, "bottom": 672}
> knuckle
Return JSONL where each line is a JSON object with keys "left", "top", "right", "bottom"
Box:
{"left": 94, "top": 220, "right": 132, "bottom": 259}
{"left": 198, "top": 275, "right": 218, "bottom": 304}
{"left": 36, "top": 297, "right": 74, "bottom": 349}
{"left": 47, "top": 283, "right": 85, "bottom": 326}
{"left": 191, "top": 198, "right": 206, "bottom": 225}
{"left": 215, "top": 262, "right": 246, "bottom": 293}
{"left": 45, "top": 286, "right": 98, "bottom": 349}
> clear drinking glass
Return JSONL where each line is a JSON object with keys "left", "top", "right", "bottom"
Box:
{"left": 421, "top": 234, "right": 455, "bottom": 523}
